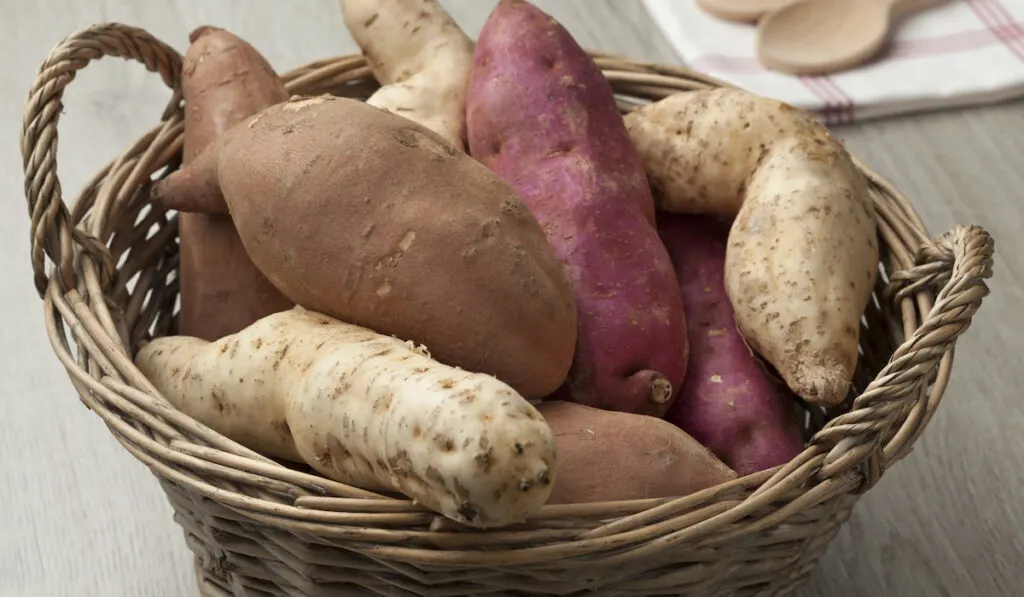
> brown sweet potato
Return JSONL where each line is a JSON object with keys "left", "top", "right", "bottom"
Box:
{"left": 466, "top": 0, "right": 688, "bottom": 416}
{"left": 658, "top": 213, "right": 805, "bottom": 476}
{"left": 150, "top": 95, "right": 578, "bottom": 399}
{"left": 537, "top": 401, "right": 736, "bottom": 504}
{"left": 176, "top": 26, "right": 292, "bottom": 341}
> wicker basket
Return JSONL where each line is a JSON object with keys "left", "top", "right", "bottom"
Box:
{"left": 21, "top": 22, "right": 995, "bottom": 597}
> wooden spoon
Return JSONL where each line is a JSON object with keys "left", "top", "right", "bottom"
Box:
{"left": 756, "top": 0, "right": 939, "bottom": 75}
{"left": 696, "top": 0, "right": 799, "bottom": 23}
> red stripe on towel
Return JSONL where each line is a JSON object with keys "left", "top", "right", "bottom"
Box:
{"left": 966, "top": 0, "right": 1024, "bottom": 61}
{"left": 689, "top": 25, "right": 1024, "bottom": 72}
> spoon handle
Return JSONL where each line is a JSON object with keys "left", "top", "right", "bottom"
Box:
{"left": 890, "top": 0, "right": 944, "bottom": 20}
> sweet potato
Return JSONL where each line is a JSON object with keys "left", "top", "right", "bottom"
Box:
{"left": 340, "top": 0, "right": 474, "bottom": 148}
{"left": 537, "top": 401, "right": 736, "bottom": 504}
{"left": 135, "top": 306, "right": 557, "bottom": 528}
{"left": 466, "top": 0, "right": 688, "bottom": 416}
{"left": 150, "top": 94, "right": 577, "bottom": 399}
{"left": 176, "top": 26, "right": 292, "bottom": 340}
{"left": 624, "top": 88, "right": 879, "bottom": 406}
{"left": 658, "top": 213, "right": 805, "bottom": 476}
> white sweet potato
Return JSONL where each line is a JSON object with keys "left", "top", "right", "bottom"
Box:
{"left": 135, "top": 307, "right": 557, "bottom": 528}
{"left": 340, "top": 0, "right": 474, "bottom": 148}
{"left": 624, "top": 88, "right": 879, "bottom": 406}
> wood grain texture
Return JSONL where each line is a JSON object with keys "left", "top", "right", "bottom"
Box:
{"left": 1, "top": 1, "right": 1020, "bottom": 596}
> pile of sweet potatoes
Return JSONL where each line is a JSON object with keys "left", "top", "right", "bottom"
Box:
{"left": 135, "top": 0, "right": 878, "bottom": 527}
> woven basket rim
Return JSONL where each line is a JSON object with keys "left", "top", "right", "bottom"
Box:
{"left": 19, "top": 22, "right": 995, "bottom": 570}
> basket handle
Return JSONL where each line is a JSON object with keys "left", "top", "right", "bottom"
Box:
{"left": 21, "top": 23, "right": 182, "bottom": 297}
{"left": 810, "top": 223, "right": 994, "bottom": 491}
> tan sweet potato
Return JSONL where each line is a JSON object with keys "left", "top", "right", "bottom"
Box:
{"left": 537, "top": 401, "right": 736, "bottom": 504}
{"left": 150, "top": 94, "right": 578, "bottom": 399}
{"left": 136, "top": 307, "right": 558, "bottom": 528}
{"left": 176, "top": 26, "right": 292, "bottom": 340}
{"left": 340, "top": 0, "right": 474, "bottom": 148}
{"left": 624, "top": 89, "right": 879, "bottom": 406}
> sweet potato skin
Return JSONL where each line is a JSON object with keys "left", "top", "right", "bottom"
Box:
{"left": 658, "top": 213, "right": 805, "bottom": 476}
{"left": 466, "top": 0, "right": 688, "bottom": 416}
{"left": 537, "top": 401, "right": 736, "bottom": 504}
{"left": 624, "top": 88, "right": 879, "bottom": 406}
{"left": 151, "top": 95, "right": 578, "bottom": 399}
{"left": 135, "top": 307, "right": 557, "bottom": 528}
{"left": 340, "top": 0, "right": 474, "bottom": 148}
{"left": 177, "top": 26, "right": 292, "bottom": 341}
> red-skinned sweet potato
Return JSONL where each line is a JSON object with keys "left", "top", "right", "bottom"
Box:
{"left": 658, "top": 213, "right": 805, "bottom": 476}
{"left": 537, "top": 401, "right": 736, "bottom": 504}
{"left": 176, "top": 26, "right": 293, "bottom": 341}
{"left": 466, "top": 0, "right": 688, "bottom": 416}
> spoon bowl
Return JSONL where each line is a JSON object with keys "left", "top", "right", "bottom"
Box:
{"left": 756, "top": 0, "right": 937, "bottom": 75}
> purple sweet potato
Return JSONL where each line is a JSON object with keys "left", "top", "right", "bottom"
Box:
{"left": 658, "top": 213, "right": 805, "bottom": 476}
{"left": 466, "top": 0, "right": 688, "bottom": 417}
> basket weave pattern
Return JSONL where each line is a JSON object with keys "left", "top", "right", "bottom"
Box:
{"left": 20, "top": 23, "right": 994, "bottom": 597}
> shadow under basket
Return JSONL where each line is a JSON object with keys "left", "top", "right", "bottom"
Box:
{"left": 20, "top": 23, "right": 995, "bottom": 597}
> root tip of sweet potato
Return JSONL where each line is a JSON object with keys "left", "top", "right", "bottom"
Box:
{"left": 648, "top": 372, "right": 673, "bottom": 404}
{"left": 150, "top": 178, "right": 182, "bottom": 209}
{"left": 149, "top": 178, "right": 168, "bottom": 202}
{"left": 793, "top": 369, "right": 851, "bottom": 407}
{"left": 150, "top": 175, "right": 213, "bottom": 214}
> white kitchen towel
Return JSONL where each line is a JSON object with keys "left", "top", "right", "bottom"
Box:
{"left": 641, "top": 0, "right": 1024, "bottom": 124}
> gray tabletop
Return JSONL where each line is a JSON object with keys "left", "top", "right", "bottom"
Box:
{"left": 2, "top": 1, "right": 1021, "bottom": 596}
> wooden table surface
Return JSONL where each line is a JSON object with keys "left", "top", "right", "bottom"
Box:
{"left": 1, "top": 1, "right": 1021, "bottom": 596}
